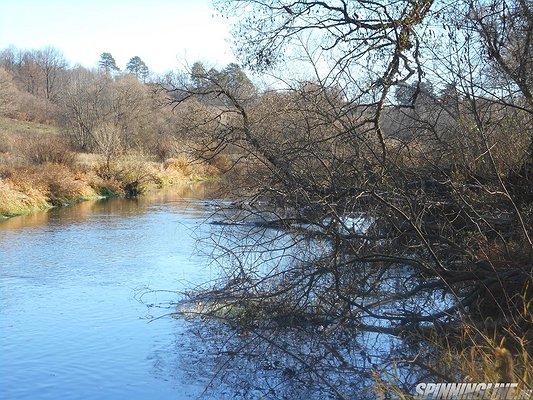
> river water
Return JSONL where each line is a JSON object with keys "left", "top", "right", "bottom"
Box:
{"left": 0, "top": 184, "right": 223, "bottom": 400}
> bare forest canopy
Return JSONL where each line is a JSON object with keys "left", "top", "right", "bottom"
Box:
{"left": 0, "top": 48, "right": 247, "bottom": 158}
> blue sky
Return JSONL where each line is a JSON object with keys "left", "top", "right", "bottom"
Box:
{"left": 0, "top": 0, "right": 236, "bottom": 73}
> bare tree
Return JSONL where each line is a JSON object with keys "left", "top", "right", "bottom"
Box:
{"left": 31, "top": 46, "right": 67, "bottom": 102}
{"left": 0, "top": 68, "right": 16, "bottom": 116}
{"left": 61, "top": 67, "right": 108, "bottom": 151}
{"left": 164, "top": 0, "right": 533, "bottom": 396}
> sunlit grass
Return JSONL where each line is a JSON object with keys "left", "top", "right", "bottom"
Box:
{"left": 0, "top": 115, "right": 222, "bottom": 218}
{"left": 0, "top": 116, "right": 59, "bottom": 137}
{"left": 0, "top": 154, "right": 221, "bottom": 218}
{"left": 0, "top": 178, "right": 49, "bottom": 217}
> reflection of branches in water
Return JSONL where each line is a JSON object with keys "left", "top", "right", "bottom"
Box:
{"left": 144, "top": 195, "right": 530, "bottom": 396}
{"left": 154, "top": 213, "right": 462, "bottom": 398}
{"left": 195, "top": 214, "right": 459, "bottom": 333}
{"left": 136, "top": 263, "right": 427, "bottom": 398}
{"left": 144, "top": 322, "right": 219, "bottom": 396}
{"left": 161, "top": 314, "right": 441, "bottom": 400}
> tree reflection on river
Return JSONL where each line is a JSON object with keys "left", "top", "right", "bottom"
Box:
{"left": 151, "top": 299, "right": 432, "bottom": 399}
{"left": 0, "top": 182, "right": 468, "bottom": 400}
{"left": 147, "top": 205, "right": 452, "bottom": 399}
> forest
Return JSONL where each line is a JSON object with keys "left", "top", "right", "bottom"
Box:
{"left": 0, "top": 49, "right": 237, "bottom": 216}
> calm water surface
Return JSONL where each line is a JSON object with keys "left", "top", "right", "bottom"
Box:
{"left": 0, "top": 184, "right": 222, "bottom": 400}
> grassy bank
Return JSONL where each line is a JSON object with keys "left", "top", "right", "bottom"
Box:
{"left": 0, "top": 117, "right": 221, "bottom": 219}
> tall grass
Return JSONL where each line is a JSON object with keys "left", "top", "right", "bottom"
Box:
{"left": 0, "top": 151, "right": 220, "bottom": 218}
{"left": 0, "top": 163, "right": 97, "bottom": 212}
{"left": 0, "top": 178, "right": 49, "bottom": 217}
{"left": 373, "top": 314, "right": 533, "bottom": 398}
{"left": 0, "top": 116, "right": 221, "bottom": 217}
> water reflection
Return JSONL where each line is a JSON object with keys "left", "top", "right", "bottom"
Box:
{"left": 0, "top": 182, "right": 437, "bottom": 400}
{"left": 160, "top": 207, "right": 451, "bottom": 399}
{"left": 0, "top": 181, "right": 222, "bottom": 231}
{"left": 151, "top": 315, "right": 426, "bottom": 400}
{"left": 0, "top": 210, "right": 51, "bottom": 230}
{"left": 0, "top": 183, "right": 225, "bottom": 400}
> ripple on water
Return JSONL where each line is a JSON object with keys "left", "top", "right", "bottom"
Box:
{"left": 0, "top": 190, "right": 220, "bottom": 400}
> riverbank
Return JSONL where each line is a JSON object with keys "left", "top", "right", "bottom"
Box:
{"left": 0, "top": 155, "right": 221, "bottom": 219}
{"left": 0, "top": 116, "right": 226, "bottom": 219}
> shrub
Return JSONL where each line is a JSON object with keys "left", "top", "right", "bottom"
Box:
{"left": 95, "top": 154, "right": 161, "bottom": 197}
{"left": 0, "top": 177, "right": 49, "bottom": 216}
{"left": 0, "top": 68, "right": 16, "bottom": 117}
{"left": 163, "top": 155, "right": 221, "bottom": 181}
{"left": 154, "top": 136, "right": 181, "bottom": 161}
{"left": 33, "top": 163, "right": 96, "bottom": 205}
{"left": 208, "top": 153, "right": 232, "bottom": 173}
{"left": 10, "top": 91, "right": 60, "bottom": 124}
{"left": 163, "top": 156, "right": 192, "bottom": 176}
{"left": 16, "top": 134, "right": 75, "bottom": 165}
{"left": 0, "top": 132, "right": 13, "bottom": 153}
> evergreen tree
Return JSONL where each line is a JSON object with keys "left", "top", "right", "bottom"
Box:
{"left": 125, "top": 56, "right": 149, "bottom": 82}
{"left": 98, "top": 52, "right": 120, "bottom": 74}
{"left": 221, "top": 63, "right": 256, "bottom": 98}
{"left": 191, "top": 61, "right": 208, "bottom": 88}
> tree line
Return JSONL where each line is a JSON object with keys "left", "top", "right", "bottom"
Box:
{"left": 0, "top": 47, "right": 254, "bottom": 204}
{"left": 0, "top": 46, "right": 255, "bottom": 169}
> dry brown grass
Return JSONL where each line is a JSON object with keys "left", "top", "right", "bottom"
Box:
{"left": 373, "top": 318, "right": 533, "bottom": 399}
{"left": 0, "top": 163, "right": 97, "bottom": 216}
{"left": 0, "top": 118, "right": 73, "bottom": 169}
{"left": 0, "top": 116, "right": 59, "bottom": 136}
{"left": 162, "top": 155, "right": 221, "bottom": 183}
{"left": 0, "top": 132, "right": 13, "bottom": 154}
{"left": 0, "top": 148, "right": 220, "bottom": 217}
{"left": 160, "top": 157, "right": 189, "bottom": 185}
{"left": 32, "top": 163, "right": 97, "bottom": 204}
{"left": 0, "top": 178, "right": 49, "bottom": 216}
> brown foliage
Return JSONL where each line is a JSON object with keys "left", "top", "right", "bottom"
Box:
{"left": 15, "top": 134, "right": 75, "bottom": 165}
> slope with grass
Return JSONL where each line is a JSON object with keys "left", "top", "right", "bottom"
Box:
{"left": 0, "top": 117, "right": 221, "bottom": 219}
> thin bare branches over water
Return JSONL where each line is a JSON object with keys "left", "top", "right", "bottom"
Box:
{"left": 159, "top": 0, "right": 533, "bottom": 395}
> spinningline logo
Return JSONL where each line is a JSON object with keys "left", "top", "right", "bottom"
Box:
{"left": 414, "top": 382, "right": 533, "bottom": 399}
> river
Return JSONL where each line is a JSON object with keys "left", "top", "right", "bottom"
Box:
{"left": 0, "top": 184, "right": 224, "bottom": 400}
{"left": 2, "top": 183, "right": 438, "bottom": 400}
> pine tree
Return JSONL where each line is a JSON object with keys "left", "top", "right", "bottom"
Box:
{"left": 125, "top": 56, "right": 149, "bottom": 82}
{"left": 98, "top": 52, "right": 120, "bottom": 74}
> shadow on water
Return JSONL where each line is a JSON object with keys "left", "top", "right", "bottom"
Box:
{"left": 2, "top": 181, "right": 512, "bottom": 400}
